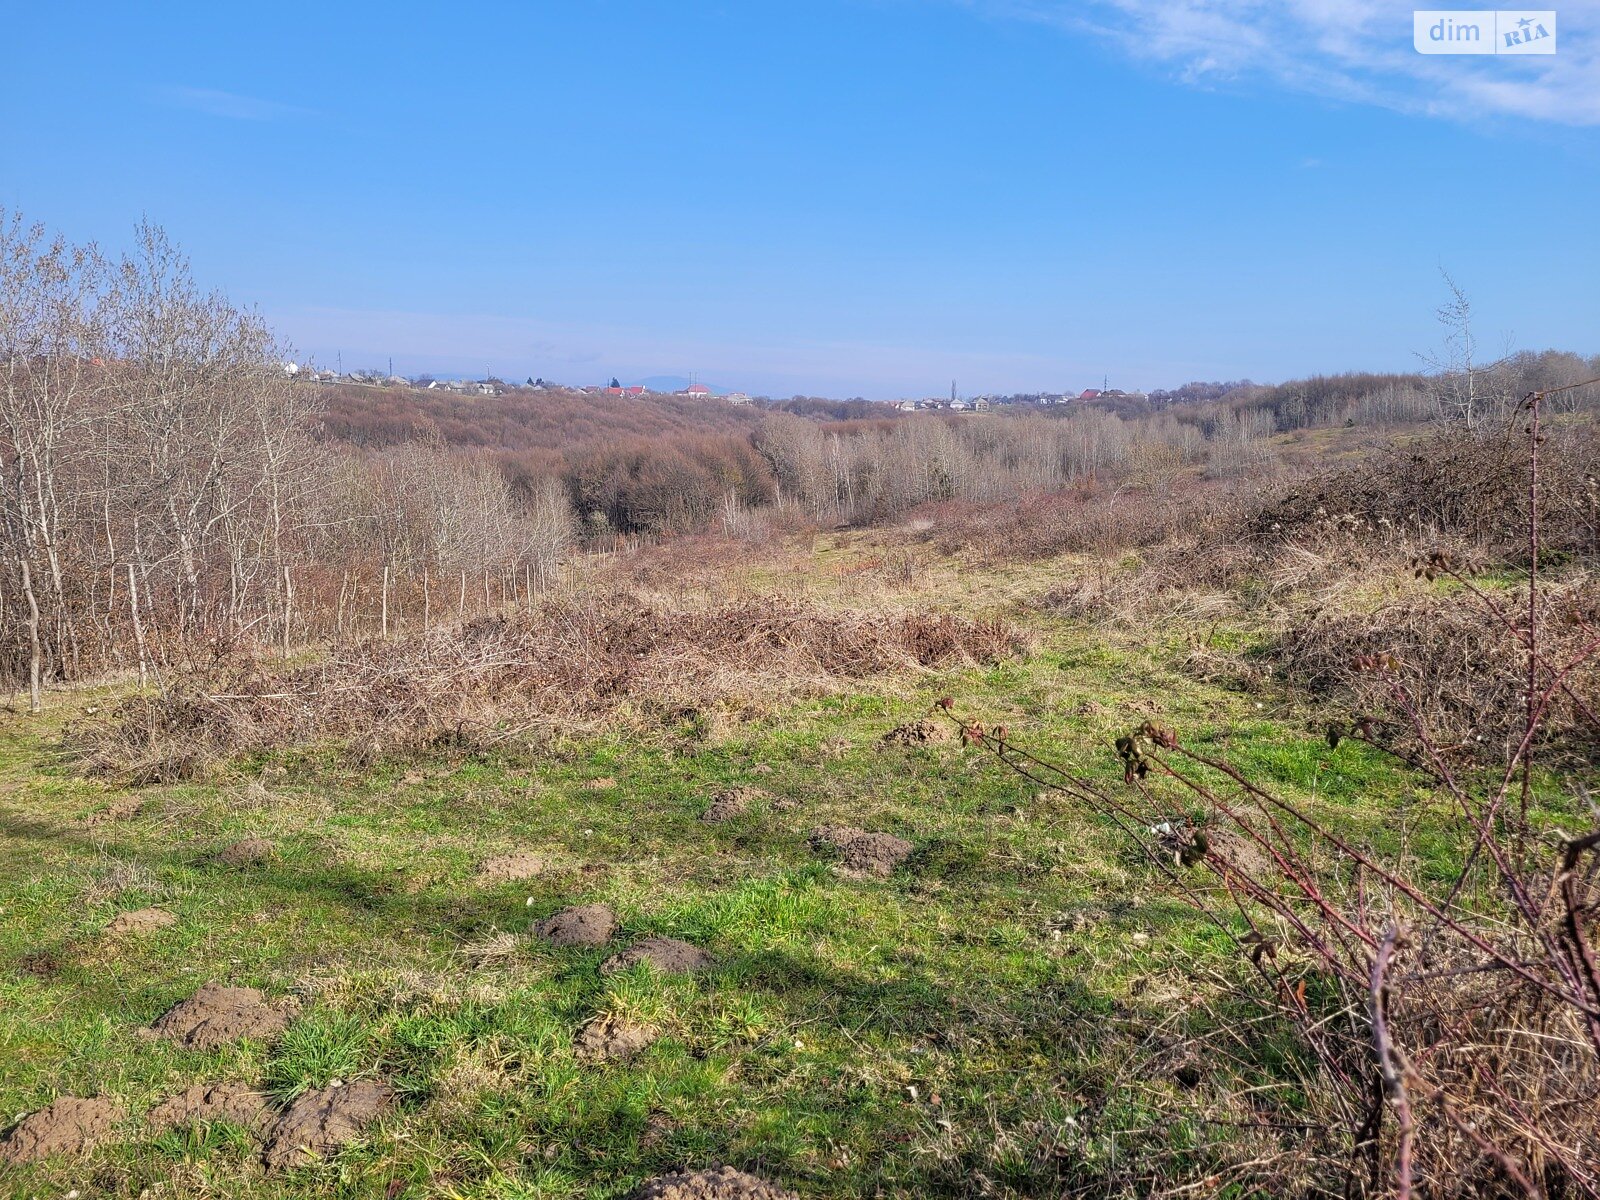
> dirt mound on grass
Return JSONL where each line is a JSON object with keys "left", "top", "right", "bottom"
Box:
{"left": 808, "top": 826, "right": 913, "bottom": 878}
{"left": 147, "top": 1083, "right": 272, "bottom": 1137}
{"left": 216, "top": 837, "right": 275, "bottom": 866}
{"left": 602, "top": 936, "right": 713, "bottom": 975}
{"left": 575, "top": 1013, "right": 658, "bottom": 1062}
{"left": 701, "top": 786, "right": 764, "bottom": 822}
{"left": 533, "top": 904, "right": 617, "bottom": 948}
{"left": 261, "top": 1080, "right": 392, "bottom": 1171}
{"left": 881, "top": 719, "right": 953, "bottom": 747}
{"left": 150, "top": 983, "right": 296, "bottom": 1050}
{"left": 17, "top": 949, "right": 62, "bottom": 978}
{"left": 106, "top": 907, "right": 177, "bottom": 935}
{"left": 0, "top": 1097, "right": 122, "bottom": 1164}
{"left": 476, "top": 852, "right": 546, "bottom": 883}
{"left": 628, "top": 1165, "right": 799, "bottom": 1200}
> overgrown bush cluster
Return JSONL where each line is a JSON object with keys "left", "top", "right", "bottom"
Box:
{"left": 1276, "top": 577, "right": 1600, "bottom": 764}
{"left": 1248, "top": 423, "right": 1600, "bottom": 562}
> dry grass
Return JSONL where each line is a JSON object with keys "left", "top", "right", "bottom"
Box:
{"left": 1274, "top": 576, "right": 1600, "bottom": 763}
{"left": 1247, "top": 422, "right": 1600, "bottom": 564}
{"left": 68, "top": 591, "right": 1028, "bottom": 780}
{"left": 941, "top": 405, "right": 1600, "bottom": 1196}
{"left": 924, "top": 483, "right": 1235, "bottom": 564}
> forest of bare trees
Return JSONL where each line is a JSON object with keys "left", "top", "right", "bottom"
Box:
{"left": 0, "top": 213, "right": 573, "bottom": 708}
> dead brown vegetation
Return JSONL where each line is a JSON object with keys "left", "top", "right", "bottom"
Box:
{"left": 925, "top": 483, "right": 1232, "bottom": 564}
{"left": 1276, "top": 577, "right": 1600, "bottom": 763}
{"left": 68, "top": 594, "right": 1025, "bottom": 778}
{"left": 1248, "top": 422, "right": 1600, "bottom": 563}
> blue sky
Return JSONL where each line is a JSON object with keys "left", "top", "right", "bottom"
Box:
{"left": 3, "top": 1, "right": 1597, "bottom": 398}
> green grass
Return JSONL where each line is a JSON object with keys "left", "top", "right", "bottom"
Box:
{"left": 0, "top": 602, "right": 1492, "bottom": 1198}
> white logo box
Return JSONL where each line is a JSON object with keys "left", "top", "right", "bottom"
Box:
{"left": 1414, "top": 10, "right": 1556, "bottom": 53}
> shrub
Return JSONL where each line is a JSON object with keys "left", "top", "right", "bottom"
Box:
{"left": 1275, "top": 577, "right": 1600, "bottom": 766}
{"left": 948, "top": 396, "right": 1600, "bottom": 1196}
{"left": 1246, "top": 423, "right": 1600, "bottom": 565}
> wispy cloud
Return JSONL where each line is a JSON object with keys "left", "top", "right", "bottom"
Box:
{"left": 969, "top": 0, "right": 1600, "bottom": 125}
{"left": 159, "top": 86, "right": 315, "bottom": 122}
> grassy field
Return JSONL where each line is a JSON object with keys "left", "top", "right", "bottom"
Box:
{"left": 0, "top": 542, "right": 1465, "bottom": 1199}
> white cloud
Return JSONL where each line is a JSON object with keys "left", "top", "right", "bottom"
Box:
{"left": 973, "top": 0, "right": 1600, "bottom": 125}
{"left": 160, "top": 87, "right": 315, "bottom": 122}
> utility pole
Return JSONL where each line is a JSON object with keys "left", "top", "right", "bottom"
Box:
{"left": 388, "top": 356, "right": 394, "bottom": 378}
{"left": 950, "top": 379, "right": 956, "bottom": 403}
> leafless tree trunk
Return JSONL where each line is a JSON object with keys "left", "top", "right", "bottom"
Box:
{"left": 18, "top": 556, "right": 41, "bottom": 712}
{"left": 127, "top": 562, "right": 148, "bottom": 690}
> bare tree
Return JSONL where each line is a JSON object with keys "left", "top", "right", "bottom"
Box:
{"left": 1422, "top": 271, "right": 1510, "bottom": 429}
{"left": 0, "top": 210, "right": 114, "bottom": 707}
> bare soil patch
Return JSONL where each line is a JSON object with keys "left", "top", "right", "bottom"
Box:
{"left": 262, "top": 1080, "right": 392, "bottom": 1171}
{"left": 575, "top": 1013, "right": 658, "bottom": 1062}
{"left": 150, "top": 983, "right": 296, "bottom": 1050}
{"left": 106, "top": 907, "right": 177, "bottom": 935}
{"left": 532, "top": 904, "right": 617, "bottom": 948}
{"left": 880, "top": 718, "right": 953, "bottom": 747}
{"left": 0, "top": 1097, "right": 121, "bottom": 1164}
{"left": 216, "top": 837, "right": 275, "bottom": 867}
{"left": 602, "top": 936, "right": 713, "bottom": 975}
{"left": 701, "top": 786, "right": 764, "bottom": 822}
{"left": 628, "top": 1166, "right": 800, "bottom": 1200}
{"left": 16, "top": 949, "right": 62, "bottom": 978}
{"left": 809, "top": 825, "right": 913, "bottom": 878}
{"left": 476, "top": 852, "right": 545, "bottom": 883}
{"left": 146, "top": 1082, "right": 272, "bottom": 1137}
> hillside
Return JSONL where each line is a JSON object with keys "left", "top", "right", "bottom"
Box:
{"left": 315, "top": 384, "right": 765, "bottom": 453}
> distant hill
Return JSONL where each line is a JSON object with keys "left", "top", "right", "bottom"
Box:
{"left": 315, "top": 382, "right": 761, "bottom": 454}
